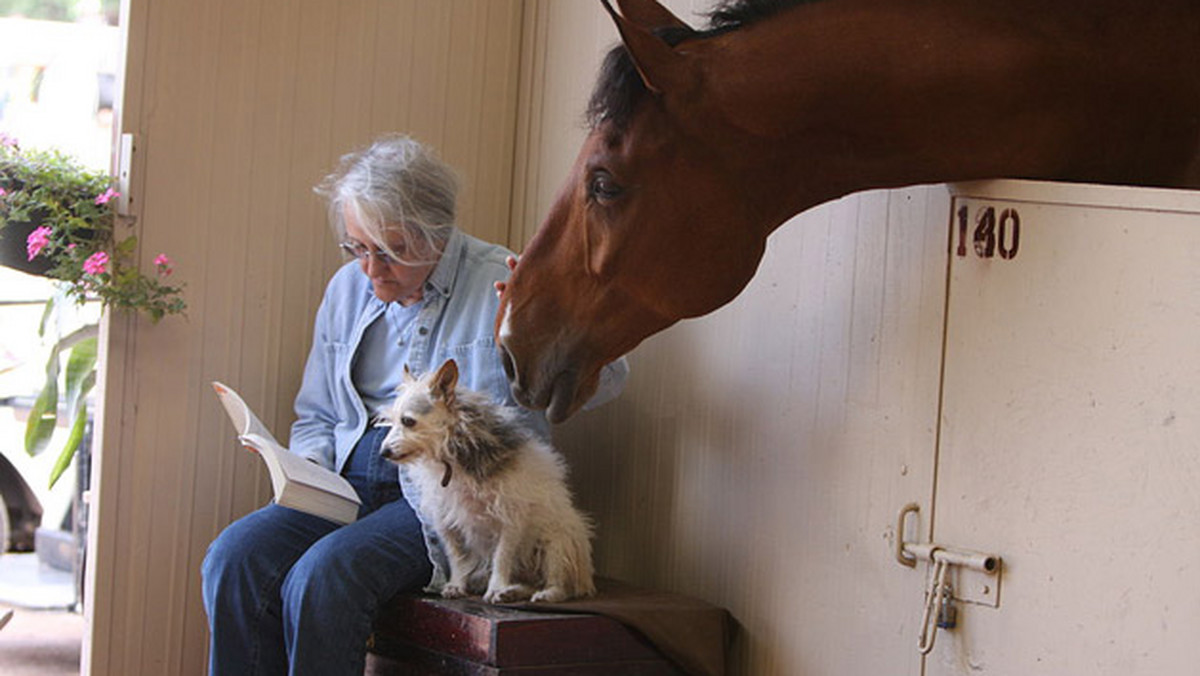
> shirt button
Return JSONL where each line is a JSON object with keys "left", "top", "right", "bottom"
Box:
{"left": 418, "top": 327, "right": 429, "bottom": 336}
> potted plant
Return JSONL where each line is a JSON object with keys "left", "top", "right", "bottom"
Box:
{"left": 0, "top": 131, "right": 186, "bottom": 487}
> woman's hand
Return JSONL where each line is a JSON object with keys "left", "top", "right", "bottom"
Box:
{"left": 493, "top": 255, "right": 518, "bottom": 298}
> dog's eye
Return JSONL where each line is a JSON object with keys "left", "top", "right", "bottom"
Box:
{"left": 400, "top": 416, "right": 417, "bottom": 428}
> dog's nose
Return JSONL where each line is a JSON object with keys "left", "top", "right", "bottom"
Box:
{"left": 378, "top": 439, "right": 396, "bottom": 460}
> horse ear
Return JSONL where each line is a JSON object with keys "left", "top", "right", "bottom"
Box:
{"left": 601, "top": 0, "right": 689, "bottom": 95}
{"left": 614, "top": 0, "right": 689, "bottom": 32}
{"left": 431, "top": 359, "right": 459, "bottom": 406}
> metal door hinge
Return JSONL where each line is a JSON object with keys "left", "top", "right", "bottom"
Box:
{"left": 116, "top": 133, "right": 135, "bottom": 217}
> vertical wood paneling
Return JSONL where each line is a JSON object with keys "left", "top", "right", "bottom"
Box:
{"left": 85, "top": 3, "right": 523, "bottom": 674}
{"left": 510, "top": 0, "right": 626, "bottom": 246}
{"left": 512, "top": 2, "right": 949, "bottom": 673}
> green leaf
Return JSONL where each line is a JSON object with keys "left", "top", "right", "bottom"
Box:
{"left": 24, "top": 345, "right": 61, "bottom": 457}
{"left": 48, "top": 367, "right": 95, "bottom": 489}
{"left": 63, "top": 337, "right": 98, "bottom": 412}
{"left": 114, "top": 235, "right": 137, "bottom": 256}
{"left": 37, "top": 296, "right": 54, "bottom": 338}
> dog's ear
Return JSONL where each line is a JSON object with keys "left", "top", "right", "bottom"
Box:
{"left": 402, "top": 364, "right": 416, "bottom": 384}
{"left": 431, "top": 359, "right": 459, "bottom": 407}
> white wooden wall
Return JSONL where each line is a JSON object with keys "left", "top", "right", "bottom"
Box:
{"left": 86, "top": 2, "right": 523, "bottom": 674}
{"left": 512, "top": 2, "right": 955, "bottom": 674}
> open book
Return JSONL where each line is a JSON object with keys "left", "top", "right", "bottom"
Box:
{"left": 212, "top": 382, "right": 360, "bottom": 525}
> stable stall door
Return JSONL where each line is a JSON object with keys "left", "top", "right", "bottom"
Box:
{"left": 926, "top": 181, "right": 1200, "bottom": 675}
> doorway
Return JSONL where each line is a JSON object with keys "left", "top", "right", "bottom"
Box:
{"left": 0, "top": 1, "right": 120, "bottom": 673}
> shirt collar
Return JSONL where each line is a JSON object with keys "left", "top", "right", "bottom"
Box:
{"left": 423, "top": 228, "right": 463, "bottom": 300}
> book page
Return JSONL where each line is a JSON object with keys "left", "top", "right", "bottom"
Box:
{"left": 212, "top": 381, "right": 281, "bottom": 447}
{"left": 212, "top": 382, "right": 361, "bottom": 515}
{"left": 241, "top": 432, "right": 358, "bottom": 501}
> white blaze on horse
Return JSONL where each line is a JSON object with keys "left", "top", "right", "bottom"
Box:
{"left": 496, "top": 0, "right": 1200, "bottom": 423}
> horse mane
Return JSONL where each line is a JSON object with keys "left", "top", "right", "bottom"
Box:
{"left": 586, "top": 0, "right": 818, "bottom": 130}
{"left": 705, "top": 0, "right": 815, "bottom": 29}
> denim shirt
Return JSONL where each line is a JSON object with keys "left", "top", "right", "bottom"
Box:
{"left": 288, "top": 228, "right": 629, "bottom": 590}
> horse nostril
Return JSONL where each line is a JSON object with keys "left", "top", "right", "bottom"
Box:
{"left": 499, "top": 343, "right": 516, "bottom": 382}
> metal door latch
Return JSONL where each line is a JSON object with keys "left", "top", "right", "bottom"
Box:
{"left": 895, "top": 503, "right": 1002, "bottom": 655}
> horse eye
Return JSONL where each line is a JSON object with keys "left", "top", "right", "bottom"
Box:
{"left": 587, "top": 171, "right": 622, "bottom": 204}
{"left": 400, "top": 416, "right": 417, "bottom": 428}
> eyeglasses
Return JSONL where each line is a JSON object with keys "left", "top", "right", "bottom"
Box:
{"left": 338, "top": 240, "right": 404, "bottom": 265}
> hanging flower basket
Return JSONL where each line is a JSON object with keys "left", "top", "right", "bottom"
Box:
{"left": 0, "top": 215, "right": 57, "bottom": 276}
{"left": 0, "top": 132, "right": 184, "bottom": 320}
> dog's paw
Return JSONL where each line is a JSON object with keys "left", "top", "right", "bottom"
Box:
{"left": 483, "top": 583, "right": 532, "bottom": 604}
{"left": 530, "top": 586, "right": 569, "bottom": 603}
{"left": 441, "top": 584, "right": 469, "bottom": 599}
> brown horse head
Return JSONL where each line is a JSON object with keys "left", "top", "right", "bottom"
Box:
{"left": 497, "top": 0, "right": 1200, "bottom": 422}
{"left": 497, "top": 0, "right": 787, "bottom": 423}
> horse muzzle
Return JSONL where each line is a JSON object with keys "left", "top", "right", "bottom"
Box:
{"left": 497, "top": 302, "right": 598, "bottom": 423}
{"left": 498, "top": 341, "right": 584, "bottom": 424}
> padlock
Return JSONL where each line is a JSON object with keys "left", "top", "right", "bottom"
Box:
{"left": 936, "top": 584, "right": 957, "bottom": 629}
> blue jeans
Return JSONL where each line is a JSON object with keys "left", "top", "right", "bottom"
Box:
{"left": 201, "top": 427, "right": 431, "bottom": 676}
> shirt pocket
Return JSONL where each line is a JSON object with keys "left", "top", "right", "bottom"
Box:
{"left": 441, "top": 337, "right": 513, "bottom": 406}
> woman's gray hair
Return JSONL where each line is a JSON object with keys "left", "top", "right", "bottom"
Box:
{"left": 315, "top": 134, "right": 459, "bottom": 266}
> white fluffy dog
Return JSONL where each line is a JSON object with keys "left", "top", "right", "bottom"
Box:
{"left": 380, "top": 359, "right": 596, "bottom": 604}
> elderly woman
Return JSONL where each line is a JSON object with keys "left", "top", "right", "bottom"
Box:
{"left": 201, "top": 134, "right": 628, "bottom": 676}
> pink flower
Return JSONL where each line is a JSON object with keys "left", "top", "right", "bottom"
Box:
{"left": 0, "top": 187, "right": 7, "bottom": 197}
{"left": 154, "top": 253, "right": 174, "bottom": 276}
{"left": 95, "top": 188, "right": 120, "bottom": 205}
{"left": 0, "top": 132, "right": 16, "bottom": 148}
{"left": 83, "top": 251, "right": 109, "bottom": 275}
{"left": 26, "top": 226, "right": 52, "bottom": 261}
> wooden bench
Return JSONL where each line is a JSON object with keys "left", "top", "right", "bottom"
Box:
{"left": 365, "top": 580, "right": 729, "bottom": 676}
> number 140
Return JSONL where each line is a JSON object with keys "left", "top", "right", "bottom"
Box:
{"left": 955, "top": 205, "right": 1020, "bottom": 260}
